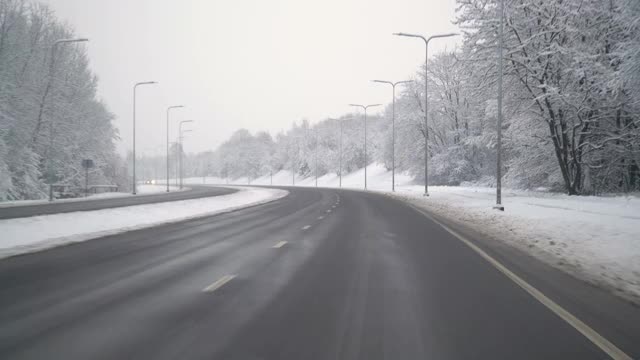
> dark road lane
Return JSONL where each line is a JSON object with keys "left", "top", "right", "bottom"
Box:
{"left": 0, "top": 185, "right": 237, "bottom": 219}
{"left": 0, "top": 187, "right": 637, "bottom": 359}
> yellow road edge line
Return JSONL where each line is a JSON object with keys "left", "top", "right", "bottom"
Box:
{"left": 202, "top": 274, "right": 236, "bottom": 293}
{"left": 411, "top": 205, "right": 632, "bottom": 360}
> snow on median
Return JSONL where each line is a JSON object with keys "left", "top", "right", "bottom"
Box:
{"left": 0, "top": 184, "right": 181, "bottom": 208}
{"left": 0, "top": 186, "right": 288, "bottom": 259}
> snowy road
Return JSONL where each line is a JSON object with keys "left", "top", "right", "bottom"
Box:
{"left": 0, "top": 187, "right": 638, "bottom": 359}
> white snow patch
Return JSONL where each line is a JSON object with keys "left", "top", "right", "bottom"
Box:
{"left": 190, "top": 163, "right": 414, "bottom": 190}
{"left": 0, "top": 187, "right": 288, "bottom": 258}
{"left": 390, "top": 185, "right": 640, "bottom": 301}
{"left": 0, "top": 184, "right": 181, "bottom": 208}
{"left": 136, "top": 184, "right": 182, "bottom": 194}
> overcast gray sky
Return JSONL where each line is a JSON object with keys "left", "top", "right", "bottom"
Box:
{"left": 41, "top": 0, "right": 460, "bottom": 156}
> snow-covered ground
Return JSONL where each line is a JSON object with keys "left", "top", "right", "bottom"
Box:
{"left": 0, "top": 184, "right": 179, "bottom": 208}
{"left": 136, "top": 184, "right": 181, "bottom": 194}
{"left": 184, "top": 163, "right": 413, "bottom": 190}
{"left": 392, "top": 186, "right": 640, "bottom": 303}
{"left": 195, "top": 164, "right": 640, "bottom": 302}
{"left": 0, "top": 187, "right": 287, "bottom": 259}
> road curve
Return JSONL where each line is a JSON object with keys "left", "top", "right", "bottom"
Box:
{"left": 0, "top": 187, "right": 638, "bottom": 359}
{"left": 0, "top": 185, "right": 237, "bottom": 219}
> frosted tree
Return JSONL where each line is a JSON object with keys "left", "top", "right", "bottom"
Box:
{"left": 0, "top": 0, "right": 121, "bottom": 200}
{"left": 457, "top": 0, "right": 638, "bottom": 194}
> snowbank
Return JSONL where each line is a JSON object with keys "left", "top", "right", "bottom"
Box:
{"left": 199, "top": 164, "right": 640, "bottom": 302}
{"left": 197, "top": 163, "right": 414, "bottom": 190}
{"left": 391, "top": 186, "right": 640, "bottom": 302}
{"left": 136, "top": 184, "right": 182, "bottom": 194}
{"left": 0, "top": 187, "right": 288, "bottom": 259}
{"left": 0, "top": 184, "right": 180, "bottom": 208}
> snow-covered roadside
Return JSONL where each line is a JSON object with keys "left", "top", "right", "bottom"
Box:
{"left": 386, "top": 186, "right": 640, "bottom": 303}
{"left": 0, "top": 184, "right": 181, "bottom": 208}
{"left": 136, "top": 184, "right": 182, "bottom": 194}
{"left": 0, "top": 187, "right": 288, "bottom": 259}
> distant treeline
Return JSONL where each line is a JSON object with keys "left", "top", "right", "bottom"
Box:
{"left": 153, "top": 0, "right": 640, "bottom": 195}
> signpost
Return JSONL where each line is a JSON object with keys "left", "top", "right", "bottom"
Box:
{"left": 81, "top": 159, "right": 94, "bottom": 197}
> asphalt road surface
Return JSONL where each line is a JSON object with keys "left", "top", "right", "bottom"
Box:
{"left": 0, "top": 187, "right": 638, "bottom": 359}
{"left": 0, "top": 185, "right": 236, "bottom": 219}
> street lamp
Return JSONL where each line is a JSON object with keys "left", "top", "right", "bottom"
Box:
{"left": 495, "top": 0, "right": 506, "bottom": 211}
{"left": 179, "top": 129, "right": 193, "bottom": 188}
{"left": 166, "top": 105, "right": 185, "bottom": 192}
{"left": 44, "top": 38, "right": 89, "bottom": 201}
{"left": 329, "top": 117, "right": 354, "bottom": 188}
{"left": 178, "top": 120, "right": 194, "bottom": 189}
{"left": 169, "top": 141, "right": 179, "bottom": 187}
{"left": 132, "top": 81, "right": 158, "bottom": 195}
{"left": 338, "top": 119, "right": 343, "bottom": 188}
{"left": 291, "top": 135, "right": 299, "bottom": 186}
{"left": 349, "top": 104, "right": 382, "bottom": 190}
{"left": 328, "top": 118, "right": 341, "bottom": 188}
{"left": 315, "top": 127, "right": 319, "bottom": 187}
{"left": 393, "top": 31, "right": 458, "bottom": 196}
{"left": 372, "top": 79, "right": 413, "bottom": 192}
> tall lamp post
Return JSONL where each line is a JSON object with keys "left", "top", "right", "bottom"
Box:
{"left": 291, "top": 135, "right": 299, "bottom": 186}
{"left": 179, "top": 129, "right": 193, "bottom": 189}
{"left": 44, "top": 38, "right": 89, "bottom": 201}
{"left": 338, "top": 119, "right": 343, "bottom": 188}
{"left": 393, "top": 31, "right": 458, "bottom": 196}
{"left": 329, "top": 117, "right": 353, "bottom": 188}
{"left": 328, "top": 118, "right": 342, "bottom": 188}
{"left": 178, "top": 120, "right": 194, "bottom": 189}
{"left": 372, "top": 80, "right": 413, "bottom": 192}
{"left": 169, "top": 141, "right": 179, "bottom": 187}
{"left": 166, "top": 105, "right": 185, "bottom": 192}
{"left": 495, "top": 0, "right": 506, "bottom": 211}
{"left": 132, "top": 81, "right": 158, "bottom": 195}
{"left": 315, "top": 127, "right": 319, "bottom": 187}
{"left": 349, "top": 104, "right": 381, "bottom": 190}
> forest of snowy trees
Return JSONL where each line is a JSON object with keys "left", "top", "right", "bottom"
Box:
{"left": 0, "top": 0, "right": 124, "bottom": 200}
{"left": 2, "top": 0, "right": 639, "bottom": 200}
{"left": 171, "top": 0, "right": 640, "bottom": 195}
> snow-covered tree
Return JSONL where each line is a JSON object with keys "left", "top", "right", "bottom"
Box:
{"left": 0, "top": 0, "right": 121, "bottom": 200}
{"left": 183, "top": 0, "right": 639, "bottom": 195}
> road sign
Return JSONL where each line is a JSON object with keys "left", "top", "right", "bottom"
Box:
{"left": 82, "top": 159, "right": 94, "bottom": 169}
{"left": 82, "top": 159, "right": 94, "bottom": 197}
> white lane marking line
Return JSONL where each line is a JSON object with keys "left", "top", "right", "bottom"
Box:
{"left": 318, "top": 216, "right": 325, "bottom": 220}
{"left": 273, "top": 241, "right": 288, "bottom": 248}
{"left": 203, "top": 275, "right": 236, "bottom": 293}
{"left": 302, "top": 225, "right": 311, "bottom": 230}
{"left": 410, "top": 205, "right": 633, "bottom": 360}
{"left": 326, "top": 209, "right": 332, "bottom": 213}
{"left": 332, "top": 205, "right": 336, "bottom": 209}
